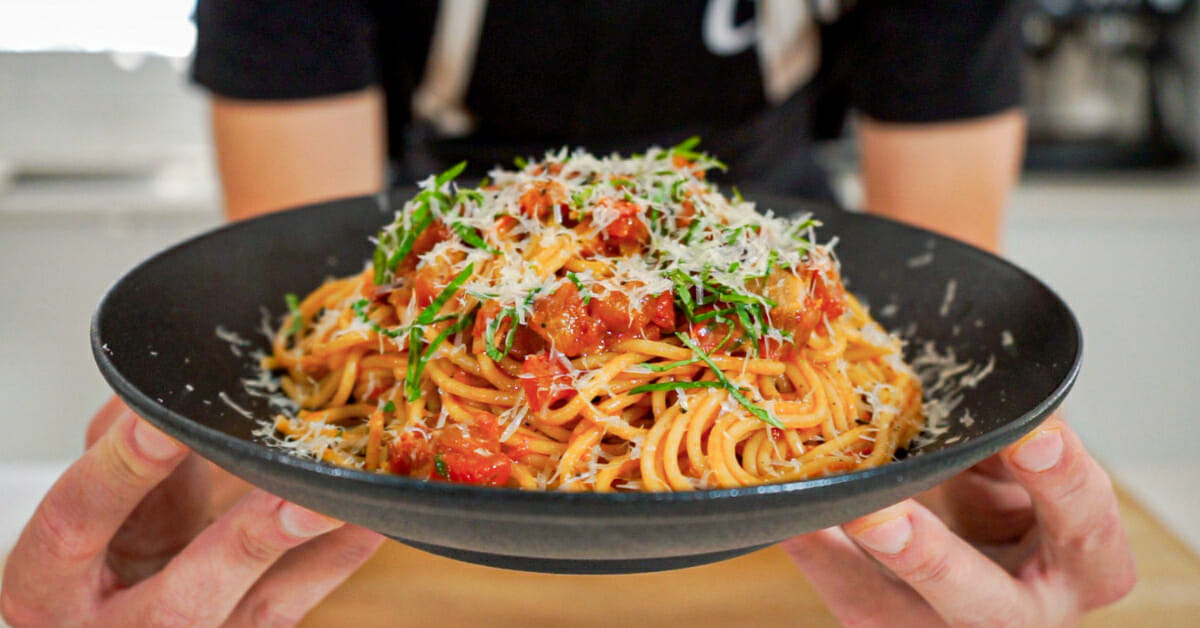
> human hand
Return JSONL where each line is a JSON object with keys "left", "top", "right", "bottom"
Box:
{"left": 1, "top": 397, "right": 385, "bottom": 627}
{"left": 782, "top": 416, "right": 1136, "bottom": 627}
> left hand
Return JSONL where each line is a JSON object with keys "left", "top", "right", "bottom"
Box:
{"left": 781, "top": 416, "right": 1136, "bottom": 626}
{"left": 0, "top": 397, "right": 384, "bottom": 627}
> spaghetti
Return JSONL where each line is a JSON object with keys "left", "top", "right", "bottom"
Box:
{"left": 261, "top": 141, "right": 924, "bottom": 491}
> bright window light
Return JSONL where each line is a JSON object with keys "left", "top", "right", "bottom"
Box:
{"left": 0, "top": 0, "right": 196, "bottom": 57}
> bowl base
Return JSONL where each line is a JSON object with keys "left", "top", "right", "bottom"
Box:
{"left": 393, "top": 537, "right": 771, "bottom": 574}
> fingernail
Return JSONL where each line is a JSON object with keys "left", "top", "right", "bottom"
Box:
{"left": 850, "top": 514, "right": 913, "bottom": 555}
{"left": 1012, "top": 428, "right": 1063, "bottom": 473}
{"left": 278, "top": 502, "right": 343, "bottom": 538}
{"left": 132, "top": 418, "right": 183, "bottom": 461}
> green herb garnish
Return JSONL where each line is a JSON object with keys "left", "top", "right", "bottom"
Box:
{"left": 405, "top": 311, "right": 475, "bottom": 401}
{"left": 630, "top": 380, "right": 724, "bottom": 394}
{"left": 670, "top": 136, "right": 701, "bottom": 157}
{"left": 435, "top": 161, "right": 468, "bottom": 186}
{"left": 674, "top": 332, "right": 783, "bottom": 428}
{"left": 415, "top": 263, "right": 475, "bottom": 326}
{"left": 401, "top": 263, "right": 477, "bottom": 400}
{"left": 372, "top": 162, "right": 468, "bottom": 284}
{"left": 566, "top": 272, "right": 591, "bottom": 305}
{"left": 640, "top": 357, "right": 701, "bottom": 373}
{"left": 681, "top": 216, "right": 704, "bottom": 245}
{"left": 484, "top": 309, "right": 519, "bottom": 362}
{"left": 450, "top": 221, "right": 498, "bottom": 253}
{"left": 433, "top": 453, "right": 448, "bottom": 478}
{"left": 285, "top": 293, "right": 303, "bottom": 336}
{"left": 352, "top": 299, "right": 405, "bottom": 338}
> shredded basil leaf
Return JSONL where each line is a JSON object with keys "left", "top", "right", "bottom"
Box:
{"left": 405, "top": 311, "right": 475, "bottom": 402}
{"left": 484, "top": 309, "right": 519, "bottom": 362}
{"left": 352, "top": 299, "right": 405, "bottom": 338}
{"left": 671, "top": 136, "right": 701, "bottom": 155}
{"left": 640, "top": 357, "right": 700, "bottom": 373}
{"left": 435, "top": 161, "right": 468, "bottom": 187}
{"left": 674, "top": 332, "right": 783, "bottom": 428}
{"left": 415, "top": 263, "right": 474, "bottom": 327}
{"left": 285, "top": 293, "right": 303, "bottom": 336}
{"left": 681, "top": 216, "right": 703, "bottom": 245}
{"left": 450, "top": 221, "right": 497, "bottom": 254}
{"left": 566, "top": 272, "right": 591, "bottom": 305}
{"left": 372, "top": 162, "right": 470, "bottom": 285}
{"left": 630, "top": 380, "right": 724, "bottom": 394}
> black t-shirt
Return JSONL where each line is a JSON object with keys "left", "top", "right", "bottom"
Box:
{"left": 192, "top": 0, "right": 1023, "bottom": 202}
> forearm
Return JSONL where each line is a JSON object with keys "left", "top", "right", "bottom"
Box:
{"left": 858, "top": 110, "right": 1026, "bottom": 253}
{"left": 210, "top": 89, "right": 386, "bottom": 222}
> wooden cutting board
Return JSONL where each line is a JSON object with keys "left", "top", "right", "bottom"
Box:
{"left": 304, "top": 485, "right": 1200, "bottom": 627}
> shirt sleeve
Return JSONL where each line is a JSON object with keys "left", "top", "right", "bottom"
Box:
{"left": 191, "top": 0, "right": 377, "bottom": 100}
{"left": 842, "top": 0, "right": 1024, "bottom": 123}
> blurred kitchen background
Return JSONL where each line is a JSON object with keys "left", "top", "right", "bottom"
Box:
{"left": 1, "top": 0, "right": 1198, "bottom": 558}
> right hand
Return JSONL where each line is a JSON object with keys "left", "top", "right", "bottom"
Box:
{"left": 1, "top": 397, "right": 384, "bottom": 627}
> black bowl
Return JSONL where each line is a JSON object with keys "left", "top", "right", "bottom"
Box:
{"left": 92, "top": 193, "right": 1081, "bottom": 574}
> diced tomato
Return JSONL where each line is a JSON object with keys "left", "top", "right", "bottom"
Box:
{"left": 762, "top": 267, "right": 848, "bottom": 346}
{"left": 675, "top": 200, "right": 696, "bottom": 229}
{"left": 524, "top": 284, "right": 677, "bottom": 357}
{"left": 472, "top": 299, "right": 550, "bottom": 359}
{"left": 684, "top": 302, "right": 747, "bottom": 353}
{"left": 529, "top": 162, "right": 564, "bottom": 176}
{"left": 529, "top": 283, "right": 605, "bottom": 357}
{"left": 809, "top": 270, "right": 847, "bottom": 321}
{"left": 600, "top": 199, "right": 649, "bottom": 255}
{"left": 585, "top": 289, "right": 673, "bottom": 336}
{"left": 483, "top": 284, "right": 676, "bottom": 360}
{"left": 758, "top": 335, "right": 797, "bottom": 361}
{"left": 434, "top": 413, "right": 511, "bottom": 486}
{"left": 394, "top": 220, "right": 452, "bottom": 276}
{"left": 473, "top": 301, "right": 498, "bottom": 340}
{"left": 791, "top": 270, "right": 847, "bottom": 344}
{"left": 438, "top": 451, "right": 511, "bottom": 486}
{"left": 495, "top": 215, "right": 519, "bottom": 237}
{"left": 671, "top": 154, "right": 706, "bottom": 179}
{"left": 520, "top": 352, "right": 577, "bottom": 412}
{"left": 409, "top": 223, "right": 464, "bottom": 307}
{"left": 412, "top": 263, "right": 448, "bottom": 307}
{"left": 587, "top": 290, "right": 635, "bottom": 331}
{"left": 686, "top": 317, "right": 731, "bottom": 354}
{"left": 502, "top": 437, "right": 534, "bottom": 461}
{"left": 647, "top": 292, "right": 676, "bottom": 331}
{"left": 388, "top": 430, "right": 433, "bottom": 477}
{"left": 389, "top": 413, "right": 513, "bottom": 487}
{"left": 474, "top": 300, "right": 537, "bottom": 357}
{"left": 518, "top": 181, "right": 567, "bottom": 219}
{"left": 788, "top": 306, "right": 824, "bottom": 348}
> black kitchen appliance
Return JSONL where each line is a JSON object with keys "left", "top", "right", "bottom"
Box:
{"left": 1021, "top": 0, "right": 1198, "bottom": 169}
